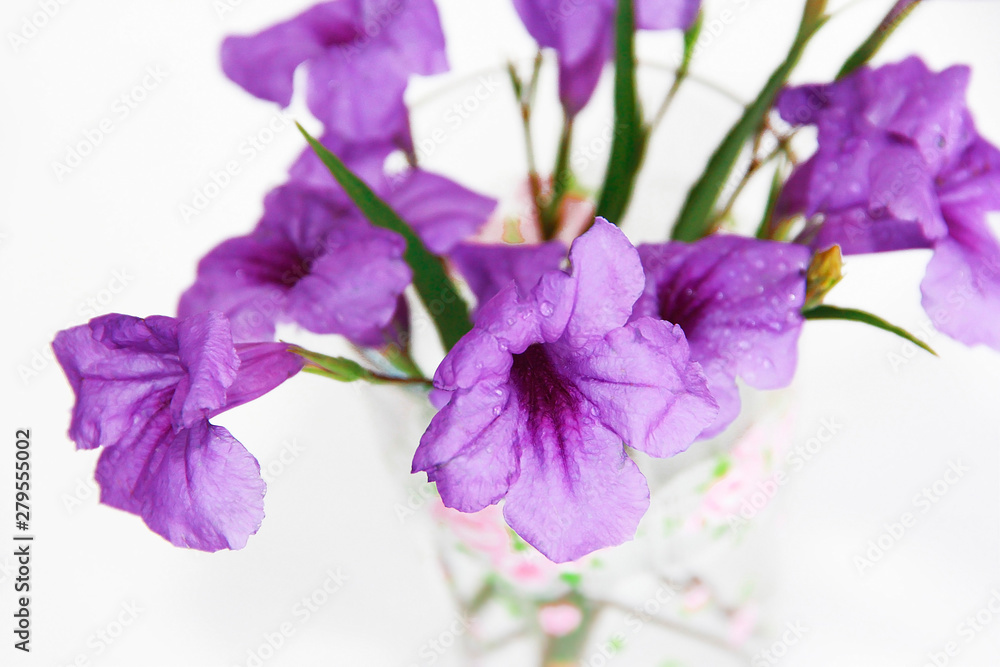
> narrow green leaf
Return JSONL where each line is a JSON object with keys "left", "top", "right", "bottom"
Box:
{"left": 296, "top": 124, "right": 472, "bottom": 351}
{"left": 595, "top": 0, "right": 646, "bottom": 225}
{"left": 506, "top": 61, "right": 524, "bottom": 102}
{"left": 837, "top": 1, "right": 922, "bottom": 80}
{"left": 755, "top": 158, "right": 786, "bottom": 239}
{"left": 681, "top": 10, "right": 704, "bottom": 76}
{"left": 671, "top": 2, "right": 828, "bottom": 242}
{"left": 802, "top": 304, "right": 937, "bottom": 356}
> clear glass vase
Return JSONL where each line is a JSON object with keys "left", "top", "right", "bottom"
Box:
{"left": 367, "top": 382, "right": 798, "bottom": 666}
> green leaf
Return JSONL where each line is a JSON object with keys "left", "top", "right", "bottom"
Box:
{"left": 296, "top": 124, "right": 472, "bottom": 351}
{"left": 837, "top": 1, "right": 922, "bottom": 80}
{"left": 802, "top": 304, "right": 937, "bottom": 356}
{"left": 755, "top": 158, "right": 787, "bottom": 239}
{"left": 595, "top": 0, "right": 647, "bottom": 225}
{"left": 681, "top": 10, "right": 704, "bottom": 76}
{"left": 671, "top": 1, "right": 828, "bottom": 242}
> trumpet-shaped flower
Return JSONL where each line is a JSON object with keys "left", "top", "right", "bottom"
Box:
{"left": 413, "top": 219, "right": 717, "bottom": 562}
{"left": 53, "top": 312, "right": 303, "bottom": 551}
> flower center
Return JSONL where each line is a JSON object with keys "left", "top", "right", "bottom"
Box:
{"left": 509, "top": 344, "right": 582, "bottom": 469}
{"left": 314, "top": 23, "right": 362, "bottom": 48}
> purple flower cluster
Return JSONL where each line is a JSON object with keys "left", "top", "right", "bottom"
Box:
{"left": 777, "top": 57, "right": 1000, "bottom": 350}
{"left": 53, "top": 312, "right": 303, "bottom": 551}
{"left": 53, "top": 0, "right": 1000, "bottom": 564}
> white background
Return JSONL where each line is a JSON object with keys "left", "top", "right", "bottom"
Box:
{"left": 2, "top": 0, "right": 1000, "bottom": 665}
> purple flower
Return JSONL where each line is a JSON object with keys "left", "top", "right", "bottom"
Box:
{"left": 180, "top": 148, "right": 496, "bottom": 345}
{"left": 53, "top": 312, "right": 304, "bottom": 551}
{"left": 179, "top": 181, "right": 412, "bottom": 345}
{"left": 221, "top": 0, "right": 447, "bottom": 148}
{"left": 413, "top": 219, "right": 718, "bottom": 562}
{"left": 776, "top": 56, "right": 1000, "bottom": 349}
{"left": 512, "top": 0, "right": 699, "bottom": 115}
{"left": 449, "top": 240, "right": 566, "bottom": 310}
{"left": 632, "top": 236, "right": 810, "bottom": 437}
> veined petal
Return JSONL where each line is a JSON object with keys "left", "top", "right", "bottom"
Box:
{"left": 921, "top": 197, "right": 1000, "bottom": 351}
{"left": 171, "top": 312, "right": 240, "bottom": 429}
{"left": 635, "top": 236, "right": 808, "bottom": 435}
{"left": 96, "top": 415, "right": 266, "bottom": 551}
{"left": 569, "top": 317, "right": 717, "bottom": 457}
{"left": 563, "top": 218, "right": 645, "bottom": 345}
{"left": 450, "top": 241, "right": 566, "bottom": 310}
{"left": 224, "top": 343, "right": 306, "bottom": 411}
{"left": 306, "top": 47, "right": 412, "bottom": 145}
{"left": 220, "top": 8, "right": 332, "bottom": 106}
{"left": 285, "top": 219, "right": 411, "bottom": 342}
{"left": 503, "top": 417, "right": 650, "bottom": 563}
{"left": 53, "top": 316, "right": 183, "bottom": 450}
{"left": 413, "top": 380, "right": 521, "bottom": 512}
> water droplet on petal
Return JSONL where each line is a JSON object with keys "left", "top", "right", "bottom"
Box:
{"left": 540, "top": 301, "right": 554, "bottom": 316}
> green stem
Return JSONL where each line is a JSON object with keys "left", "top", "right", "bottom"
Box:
{"left": 302, "top": 365, "right": 432, "bottom": 387}
{"left": 670, "top": 0, "right": 828, "bottom": 242}
{"left": 541, "top": 114, "right": 575, "bottom": 239}
{"left": 382, "top": 344, "right": 424, "bottom": 380}
{"left": 755, "top": 155, "right": 789, "bottom": 239}
{"left": 510, "top": 54, "right": 548, "bottom": 233}
{"left": 648, "top": 10, "right": 702, "bottom": 132}
{"left": 710, "top": 132, "right": 794, "bottom": 231}
{"left": 837, "top": 0, "right": 923, "bottom": 79}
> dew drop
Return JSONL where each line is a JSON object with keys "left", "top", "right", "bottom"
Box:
{"left": 540, "top": 301, "right": 554, "bottom": 316}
